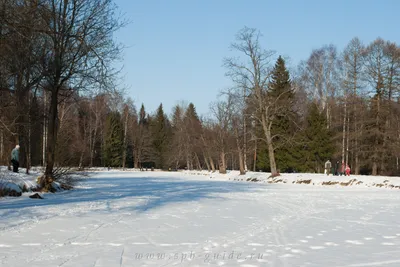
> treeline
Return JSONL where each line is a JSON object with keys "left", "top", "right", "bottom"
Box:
{"left": 0, "top": 0, "right": 123, "bottom": 189}
{"left": 1, "top": 2, "right": 399, "bottom": 177}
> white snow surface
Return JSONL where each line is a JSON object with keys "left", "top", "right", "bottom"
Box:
{"left": 0, "top": 167, "right": 41, "bottom": 192}
{"left": 1, "top": 170, "right": 400, "bottom": 267}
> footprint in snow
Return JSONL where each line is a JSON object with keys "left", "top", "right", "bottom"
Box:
{"left": 247, "top": 243, "right": 264, "bottom": 247}
{"left": 279, "top": 254, "right": 294, "bottom": 258}
{"left": 345, "top": 240, "right": 364, "bottom": 245}
{"left": 107, "top": 243, "right": 122, "bottom": 247}
{"left": 310, "top": 246, "right": 325, "bottom": 250}
{"left": 212, "top": 242, "right": 219, "bottom": 247}
{"left": 159, "top": 244, "right": 176, "bottom": 247}
{"left": 71, "top": 242, "right": 92, "bottom": 246}
{"left": 324, "top": 242, "right": 339, "bottom": 247}
{"left": 291, "top": 249, "right": 306, "bottom": 254}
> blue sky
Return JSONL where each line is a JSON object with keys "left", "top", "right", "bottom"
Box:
{"left": 113, "top": 0, "right": 400, "bottom": 117}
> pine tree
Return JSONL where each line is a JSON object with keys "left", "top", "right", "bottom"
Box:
{"left": 268, "top": 56, "right": 298, "bottom": 172}
{"left": 184, "top": 103, "right": 202, "bottom": 170}
{"left": 300, "top": 102, "right": 335, "bottom": 172}
{"left": 151, "top": 104, "right": 172, "bottom": 169}
{"left": 103, "top": 112, "right": 123, "bottom": 167}
{"left": 256, "top": 56, "right": 299, "bottom": 172}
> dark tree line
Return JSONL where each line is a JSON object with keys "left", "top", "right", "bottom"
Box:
{"left": 1, "top": 16, "right": 400, "bottom": 177}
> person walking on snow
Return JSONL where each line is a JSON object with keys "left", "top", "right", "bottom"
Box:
{"left": 345, "top": 164, "right": 351, "bottom": 176}
{"left": 340, "top": 161, "right": 346, "bottom": 176}
{"left": 11, "top": 145, "right": 20, "bottom": 173}
{"left": 324, "top": 160, "right": 332, "bottom": 175}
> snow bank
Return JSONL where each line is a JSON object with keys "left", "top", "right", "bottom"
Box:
{"left": 181, "top": 170, "right": 400, "bottom": 189}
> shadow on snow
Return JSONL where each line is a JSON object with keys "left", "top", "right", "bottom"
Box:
{"left": 0, "top": 172, "right": 264, "bottom": 214}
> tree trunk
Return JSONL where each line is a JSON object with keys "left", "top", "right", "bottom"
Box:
{"left": 16, "top": 75, "right": 27, "bottom": 169}
{"left": 42, "top": 90, "right": 47, "bottom": 166}
{"left": 243, "top": 91, "right": 248, "bottom": 172}
{"left": 203, "top": 154, "right": 210, "bottom": 171}
{"left": 194, "top": 153, "right": 202, "bottom": 170}
{"left": 235, "top": 131, "right": 245, "bottom": 175}
{"left": 346, "top": 114, "right": 350, "bottom": 166}
{"left": 342, "top": 99, "right": 347, "bottom": 164}
{"left": 209, "top": 156, "right": 215, "bottom": 172}
{"left": 238, "top": 149, "right": 245, "bottom": 175}
{"left": 0, "top": 127, "right": 3, "bottom": 165}
{"left": 78, "top": 151, "right": 84, "bottom": 170}
{"left": 372, "top": 161, "right": 378, "bottom": 176}
{"left": 43, "top": 90, "right": 59, "bottom": 190}
{"left": 262, "top": 115, "right": 277, "bottom": 175}
{"left": 253, "top": 138, "right": 257, "bottom": 172}
{"left": 267, "top": 137, "right": 277, "bottom": 175}
{"left": 354, "top": 101, "right": 360, "bottom": 175}
{"left": 219, "top": 151, "right": 226, "bottom": 174}
{"left": 122, "top": 110, "right": 128, "bottom": 169}
{"left": 26, "top": 96, "right": 32, "bottom": 174}
{"left": 90, "top": 125, "right": 97, "bottom": 167}
{"left": 134, "top": 149, "right": 139, "bottom": 169}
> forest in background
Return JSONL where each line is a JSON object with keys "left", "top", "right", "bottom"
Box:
{"left": 1, "top": 1, "right": 400, "bottom": 179}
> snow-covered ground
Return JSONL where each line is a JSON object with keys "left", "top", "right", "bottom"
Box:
{"left": 1, "top": 170, "right": 400, "bottom": 267}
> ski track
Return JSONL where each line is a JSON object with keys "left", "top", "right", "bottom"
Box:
{"left": 1, "top": 171, "right": 400, "bottom": 267}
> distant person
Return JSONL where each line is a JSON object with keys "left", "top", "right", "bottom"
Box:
{"left": 345, "top": 164, "right": 351, "bottom": 176}
{"left": 334, "top": 161, "right": 340, "bottom": 175}
{"left": 340, "top": 161, "right": 346, "bottom": 176}
{"left": 10, "top": 145, "right": 20, "bottom": 173}
{"left": 324, "top": 160, "right": 332, "bottom": 176}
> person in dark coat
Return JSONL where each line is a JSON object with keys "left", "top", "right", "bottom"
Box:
{"left": 335, "top": 161, "right": 340, "bottom": 176}
{"left": 324, "top": 160, "right": 332, "bottom": 176}
{"left": 10, "top": 145, "right": 20, "bottom": 173}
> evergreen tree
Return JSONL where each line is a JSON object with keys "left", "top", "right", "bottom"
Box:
{"left": 268, "top": 56, "right": 298, "bottom": 172}
{"left": 184, "top": 103, "right": 202, "bottom": 170}
{"left": 103, "top": 112, "right": 123, "bottom": 167}
{"left": 170, "top": 105, "right": 185, "bottom": 168}
{"left": 300, "top": 102, "right": 335, "bottom": 172}
{"left": 151, "top": 104, "right": 172, "bottom": 169}
{"left": 256, "top": 56, "right": 299, "bottom": 172}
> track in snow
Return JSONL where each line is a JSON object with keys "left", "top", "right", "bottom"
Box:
{"left": 1, "top": 171, "right": 400, "bottom": 267}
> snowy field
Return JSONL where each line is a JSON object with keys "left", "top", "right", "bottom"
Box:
{"left": 1, "top": 170, "right": 400, "bottom": 267}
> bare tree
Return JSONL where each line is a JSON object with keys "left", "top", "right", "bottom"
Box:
{"left": 363, "top": 39, "right": 390, "bottom": 175}
{"left": 210, "top": 97, "right": 234, "bottom": 174}
{"left": 224, "top": 27, "right": 282, "bottom": 175}
{"left": 38, "top": 0, "right": 124, "bottom": 189}
{"left": 342, "top": 37, "right": 365, "bottom": 174}
{"left": 299, "top": 45, "right": 339, "bottom": 128}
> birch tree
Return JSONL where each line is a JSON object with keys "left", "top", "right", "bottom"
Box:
{"left": 224, "top": 27, "right": 281, "bottom": 175}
